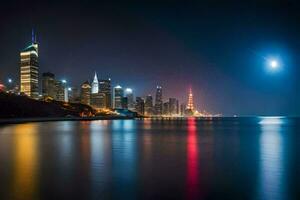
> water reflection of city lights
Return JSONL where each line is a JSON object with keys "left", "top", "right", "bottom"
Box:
{"left": 259, "top": 116, "right": 285, "bottom": 200}
{"left": 142, "top": 118, "right": 152, "bottom": 130}
{"left": 124, "top": 120, "right": 134, "bottom": 130}
{"left": 12, "top": 124, "right": 39, "bottom": 199}
{"left": 186, "top": 117, "right": 199, "bottom": 199}
{"left": 259, "top": 117, "right": 286, "bottom": 125}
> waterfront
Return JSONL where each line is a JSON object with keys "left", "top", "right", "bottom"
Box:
{"left": 0, "top": 117, "right": 299, "bottom": 200}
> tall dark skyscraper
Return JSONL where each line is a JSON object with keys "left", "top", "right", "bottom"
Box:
{"left": 80, "top": 81, "right": 91, "bottom": 105}
{"left": 91, "top": 93, "right": 106, "bottom": 109}
{"left": 42, "top": 72, "right": 55, "bottom": 99}
{"left": 154, "top": 86, "right": 163, "bottom": 115}
{"left": 54, "top": 80, "right": 65, "bottom": 102}
{"left": 169, "top": 98, "right": 179, "bottom": 116}
{"left": 68, "top": 87, "right": 80, "bottom": 103}
{"left": 99, "top": 79, "right": 111, "bottom": 109}
{"left": 125, "top": 88, "right": 134, "bottom": 110}
{"left": 113, "top": 85, "right": 123, "bottom": 109}
{"left": 20, "top": 30, "right": 39, "bottom": 99}
{"left": 145, "top": 94, "right": 153, "bottom": 116}
{"left": 121, "top": 97, "right": 128, "bottom": 109}
{"left": 163, "top": 101, "right": 170, "bottom": 115}
{"left": 180, "top": 103, "right": 186, "bottom": 116}
{"left": 135, "top": 97, "right": 145, "bottom": 115}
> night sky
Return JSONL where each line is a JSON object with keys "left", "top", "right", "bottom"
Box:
{"left": 1, "top": 0, "right": 300, "bottom": 116}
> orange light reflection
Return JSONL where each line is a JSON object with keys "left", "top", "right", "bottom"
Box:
{"left": 11, "top": 124, "right": 39, "bottom": 200}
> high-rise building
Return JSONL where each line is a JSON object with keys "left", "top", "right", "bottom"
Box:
{"left": 121, "top": 97, "right": 128, "bottom": 109}
{"left": 62, "top": 80, "right": 68, "bottom": 102}
{"left": 80, "top": 81, "right": 91, "bottom": 105}
{"left": 54, "top": 80, "right": 65, "bottom": 102}
{"left": 145, "top": 94, "right": 153, "bottom": 116}
{"left": 186, "top": 88, "right": 195, "bottom": 116}
{"left": 91, "top": 93, "right": 106, "bottom": 109}
{"left": 186, "top": 88, "right": 194, "bottom": 111}
{"left": 125, "top": 88, "right": 134, "bottom": 110}
{"left": 90, "top": 72, "right": 104, "bottom": 108}
{"left": 163, "top": 102, "right": 170, "bottom": 115}
{"left": 154, "top": 86, "right": 163, "bottom": 115}
{"left": 113, "top": 85, "right": 123, "bottom": 109}
{"left": 91, "top": 72, "right": 99, "bottom": 94}
{"left": 169, "top": 98, "right": 179, "bottom": 116}
{"left": 135, "top": 97, "right": 145, "bottom": 115}
{"left": 99, "top": 79, "right": 111, "bottom": 109}
{"left": 20, "top": 30, "right": 39, "bottom": 99}
{"left": 180, "top": 103, "right": 186, "bottom": 116}
{"left": 42, "top": 72, "right": 56, "bottom": 99}
{"left": 68, "top": 87, "right": 80, "bottom": 103}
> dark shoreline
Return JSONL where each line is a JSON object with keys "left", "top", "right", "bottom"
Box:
{"left": 0, "top": 116, "right": 221, "bottom": 125}
{"left": 0, "top": 116, "right": 136, "bottom": 125}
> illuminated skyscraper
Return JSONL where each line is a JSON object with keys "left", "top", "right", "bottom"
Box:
{"left": 186, "top": 88, "right": 194, "bottom": 111}
{"left": 91, "top": 72, "right": 99, "bottom": 94}
{"left": 20, "top": 30, "right": 39, "bottom": 99}
{"left": 63, "top": 80, "right": 68, "bottom": 102}
{"left": 80, "top": 81, "right": 91, "bottom": 105}
{"left": 154, "top": 86, "right": 163, "bottom": 115}
{"left": 125, "top": 88, "right": 134, "bottom": 110}
{"left": 113, "top": 85, "right": 123, "bottom": 109}
{"left": 185, "top": 88, "right": 195, "bottom": 116}
{"left": 99, "top": 79, "right": 111, "bottom": 108}
{"left": 91, "top": 72, "right": 105, "bottom": 108}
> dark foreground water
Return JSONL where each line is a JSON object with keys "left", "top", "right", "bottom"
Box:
{"left": 0, "top": 117, "right": 300, "bottom": 200}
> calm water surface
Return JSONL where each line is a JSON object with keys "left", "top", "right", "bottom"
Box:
{"left": 0, "top": 117, "right": 299, "bottom": 200}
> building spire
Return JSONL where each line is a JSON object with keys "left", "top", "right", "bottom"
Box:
{"left": 91, "top": 72, "right": 99, "bottom": 94}
{"left": 31, "top": 28, "right": 37, "bottom": 44}
{"left": 93, "top": 72, "right": 98, "bottom": 82}
{"left": 32, "top": 29, "right": 35, "bottom": 44}
{"left": 186, "top": 87, "right": 194, "bottom": 111}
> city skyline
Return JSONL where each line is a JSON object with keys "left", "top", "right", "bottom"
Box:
{"left": 1, "top": 1, "right": 300, "bottom": 115}
{"left": 2, "top": 31, "right": 204, "bottom": 117}
{"left": 2, "top": 30, "right": 203, "bottom": 115}
{"left": 1, "top": 2, "right": 300, "bottom": 200}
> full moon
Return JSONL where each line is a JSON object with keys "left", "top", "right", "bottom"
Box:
{"left": 269, "top": 60, "right": 279, "bottom": 69}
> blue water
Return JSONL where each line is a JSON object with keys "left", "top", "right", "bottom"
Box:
{"left": 0, "top": 117, "right": 299, "bottom": 200}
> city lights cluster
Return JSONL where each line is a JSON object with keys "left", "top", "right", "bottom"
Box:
{"left": 0, "top": 32, "right": 219, "bottom": 117}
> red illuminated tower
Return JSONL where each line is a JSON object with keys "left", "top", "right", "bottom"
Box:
{"left": 186, "top": 88, "right": 194, "bottom": 111}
